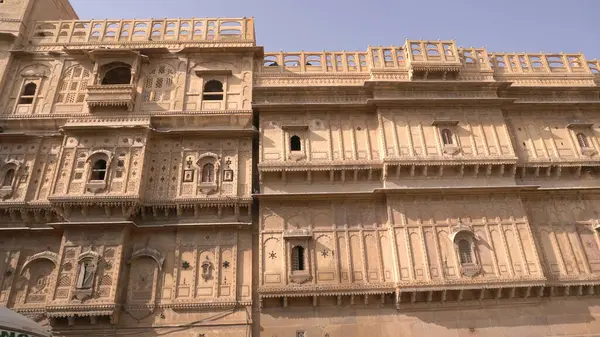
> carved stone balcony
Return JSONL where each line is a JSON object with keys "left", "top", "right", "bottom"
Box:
{"left": 406, "top": 40, "right": 462, "bottom": 80}
{"left": 86, "top": 84, "right": 136, "bottom": 111}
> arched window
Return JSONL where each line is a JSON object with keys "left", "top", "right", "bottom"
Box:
{"left": 441, "top": 128, "right": 453, "bottom": 145}
{"left": 90, "top": 159, "right": 107, "bottom": 181}
{"left": 143, "top": 64, "right": 175, "bottom": 102}
{"left": 458, "top": 239, "right": 473, "bottom": 264}
{"left": 19, "top": 83, "right": 37, "bottom": 104}
{"left": 2, "top": 169, "right": 15, "bottom": 187}
{"left": 57, "top": 65, "right": 91, "bottom": 104}
{"left": 76, "top": 260, "right": 95, "bottom": 289}
{"left": 202, "top": 80, "right": 224, "bottom": 101}
{"left": 290, "top": 135, "right": 301, "bottom": 151}
{"left": 291, "top": 246, "right": 305, "bottom": 271}
{"left": 101, "top": 65, "right": 131, "bottom": 85}
{"left": 577, "top": 133, "right": 590, "bottom": 148}
{"left": 201, "top": 163, "right": 214, "bottom": 183}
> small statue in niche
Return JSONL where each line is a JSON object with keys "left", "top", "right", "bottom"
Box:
{"left": 200, "top": 256, "right": 213, "bottom": 282}
{"left": 76, "top": 260, "right": 96, "bottom": 289}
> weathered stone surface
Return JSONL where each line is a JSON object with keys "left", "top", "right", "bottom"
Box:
{"left": 1, "top": 0, "right": 600, "bottom": 336}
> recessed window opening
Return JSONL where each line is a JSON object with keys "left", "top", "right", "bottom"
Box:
{"left": 458, "top": 239, "right": 472, "bottom": 264}
{"left": 19, "top": 83, "right": 37, "bottom": 104}
{"left": 203, "top": 80, "right": 224, "bottom": 101}
{"left": 291, "top": 246, "right": 305, "bottom": 271}
{"left": 102, "top": 66, "right": 132, "bottom": 85}
{"left": 2, "top": 169, "right": 15, "bottom": 187}
{"left": 290, "top": 135, "right": 301, "bottom": 151}
{"left": 201, "top": 163, "right": 214, "bottom": 183}
{"left": 441, "top": 128, "right": 453, "bottom": 145}
{"left": 577, "top": 133, "right": 590, "bottom": 148}
{"left": 90, "top": 159, "right": 107, "bottom": 181}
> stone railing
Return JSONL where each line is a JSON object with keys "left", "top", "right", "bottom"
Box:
{"left": 28, "top": 18, "right": 255, "bottom": 45}
{"left": 261, "top": 51, "right": 371, "bottom": 73}
{"left": 259, "top": 41, "right": 486, "bottom": 74}
{"left": 259, "top": 40, "right": 598, "bottom": 79}
{"left": 589, "top": 59, "right": 600, "bottom": 76}
{"left": 458, "top": 47, "right": 492, "bottom": 72}
{"left": 488, "top": 52, "right": 591, "bottom": 74}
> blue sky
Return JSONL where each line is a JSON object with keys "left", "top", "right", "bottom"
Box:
{"left": 70, "top": 0, "right": 599, "bottom": 59}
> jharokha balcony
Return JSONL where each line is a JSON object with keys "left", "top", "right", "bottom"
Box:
{"left": 25, "top": 18, "right": 255, "bottom": 50}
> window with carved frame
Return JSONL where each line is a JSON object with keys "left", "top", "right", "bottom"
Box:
{"left": 291, "top": 245, "right": 305, "bottom": 271}
{"left": 90, "top": 159, "right": 107, "bottom": 181}
{"left": 2, "top": 167, "right": 15, "bottom": 187}
{"left": 57, "top": 65, "right": 91, "bottom": 104}
{"left": 577, "top": 132, "right": 590, "bottom": 149}
{"left": 441, "top": 128, "right": 454, "bottom": 145}
{"left": 458, "top": 239, "right": 473, "bottom": 264}
{"left": 282, "top": 125, "right": 309, "bottom": 161}
{"left": 143, "top": 64, "right": 175, "bottom": 102}
{"left": 290, "top": 135, "right": 302, "bottom": 151}
{"left": 201, "top": 163, "right": 215, "bottom": 183}
{"left": 100, "top": 62, "right": 132, "bottom": 85}
{"left": 202, "top": 79, "right": 224, "bottom": 101}
{"left": 18, "top": 82, "right": 38, "bottom": 104}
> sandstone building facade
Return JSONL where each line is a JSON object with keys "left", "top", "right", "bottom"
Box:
{"left": 1, "top": 0, "right": 600, "bottom": 337}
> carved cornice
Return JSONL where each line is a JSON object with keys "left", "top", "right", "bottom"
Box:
{"left": 148, "top": 196, "right": 253, "bottom": 205}
{"left": 258, "top": 277, "right": 554, "bottom": 298}
{"left": 48, "top": 195, "right": 140, "bottom": 204}
{"left": 45, "top": 304, "right": 118, "bottom": 318}
{"left": 18, "top": 41, "right": 257, "bottom": 53}
{"left": 126, "top": 300, "right": 252, "bottom": 310}
{"left": 61, "top": 117, "right": 150, "bottom": 130}
{"left": 383, "top": 156, "right": 518, "bottom": 166}
{"left": 517, "top": 160, "right": 600, "bottom": 167}
{"left": 258, "top": 283, "right": 396, "bottom": 297}
{"left": 258, "top": 160, "right": 383, "bottom": 172}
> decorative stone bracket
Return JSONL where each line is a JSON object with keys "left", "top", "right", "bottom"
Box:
{"left": 581, "top": 147, "right": 597, "bottom": 157}
{"left": 288, "top": 151, "right": 306, "bottom": 162}
{"left": 443, "top": 144, "right": 461, "bottom": 155}
{"left": 289, "top": 271, "right": 312, "bottom": 284}
{"left": 460, "top": 263, "right": 482, "bottom": 277}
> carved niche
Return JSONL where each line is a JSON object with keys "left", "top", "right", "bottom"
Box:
{"left": 449, "top": 219, "right": 482, "bottom": 278}
{"left": 200, "top": 255, "right": 214, "bottom": 282}
{"left": 72, "top": 250, "right": 101, "bottom": 302}
{"left": 18, "top": 251, "right": 59, "bottom": 305}
{"left": 196, "top": 152, "right": 221, "bottom": 195}
{"left": 0, "top": 158, "right": 24, "bottom": 200}
{"left": 127, "top": 247, "right": 165, "bottom": 303}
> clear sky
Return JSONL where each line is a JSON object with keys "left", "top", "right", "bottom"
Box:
{"left": 69, "top": 0, "right": 599, "bottom": 59}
